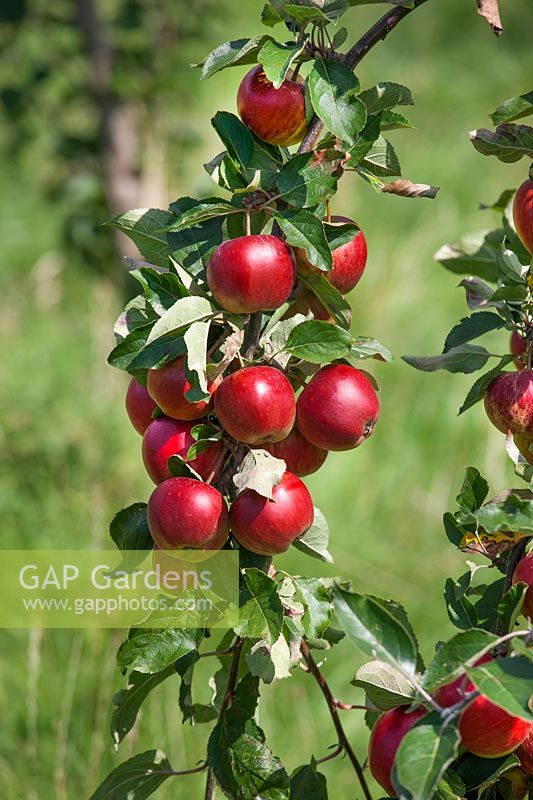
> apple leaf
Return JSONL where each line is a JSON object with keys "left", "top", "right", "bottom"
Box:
{"left": 233, "top": 449, "right": 286, "bottom": 499}
{"left": 289, "top": 761, "right": 328, "bottom": 799}
{"left": 466, "top": 656, "right": 533, "bottom": 721}
{"left": 111, "top": 666, "right": 176, "bottom": 746}
{"left": 258, "top": 40, "right": 306, "bottom": 88}
{"left": 470, "top": 124, "right": 533, "bottom": 163}
{"left": 308, "top": 59, "right": 367, "bottom": 147}
{"left": 443, "top": 311, "right": 505, "bottom": 352}
{"left": 393, "top": 714, "right": 461, "bottom": 800}
{"left": 347, "top": 114, "right": 382, "bottom": 166}
{"left": 361, "top": 135, "right": 401, "bottom": 177}
{"left": 183, "top": 320, "right": 211, "bottom": 402}
{"left": 235, "top": 569, "right": 284, "bottom": 645}
{"left": 212, "top": 111, "right": 255, "bottom": 171}
{"left": 90, "top": 750, "right": 174, "bottom": 800}
{"left": 130, "top": 267, "right": 189, "bottom": 314}
{"left": 333, "top": 585, "right": 419, "bottom": 675}
{"left": 456, "top": 753, "right": 520, "bottom": 792}
{"left": 458, "top": 356, "right": 514, "bottom": 415}
{"left": 165, "top": 200, "right": 237, "bottom": 231}
{"left": 146, "top": 296, "right": 214, "bottom": 344}
{"left": 283, "top": 320, "right": 353, "bottom": 363}
{"left": 348, "top": 337, "right": 393, "bottom": 363}
{"left": 109, "top": 503, "right": 154, "bottom": 573}
{"left": 299, "top": 274, "right": 352, "bottom": 331}
{"left": 273, "top": 209, "right": 333, "bottom": 270}
{"left": 359, "top": 81, "right": 414, "bottom": 114}
{"left": 287, "top": 576, "right": 332, "bottom": 639}
{"left": 422, "top": 629, "right": 497, "bottom": 693}
{"left": 403, "top": 344, "right": 492, "bottom": 374}
{"left": 379, "top": 109, "right": 415, "bottom": 130}
{"left": 246, "top": 634, "right": 293, "bottom": 684}
{"left": 116, "top": 627, "right": 203, "bottom": 674}
{"left": 168, "top": 197, "right": 225, "bottom": 278}
{"left": 491, "top": 92, "right": 533, "bottom": 125}
{"left": 293, "top": 507, "right": 333, "bottom": 564}
{"left": 108, "top": 324, "right": 187, "bottom": 372}
{"left": 107, "top": 208, "right": 175, "bottom": 267}
{"left": 435, "top": 229, "right": 503, "bottom": 281}
{"left": 352, "top": 660, "right": 416, "bottom": 710}
{"left": 277, "top": 151, "right": 343, "bottom": 209}
{"left": 197, "top": 36, "right": 273, "bottom": 80}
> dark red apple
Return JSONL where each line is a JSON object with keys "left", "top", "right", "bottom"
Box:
{"left": 142, "top": 417, "right": 223, "bottom": 484}
{"left": 214, "top": 366, "right": 295, "bottom": 444}
{"left": 230, "top": 470, "right": 314, "bottom": 555}
{"left": 147, "top": 477, "right": 228, "bottom": 550}
{"left": 518, "top": 728, "right": 533, "bottom": 775}
{"left": 263, "top": 426, "right": 327, "bottom": 477}
{"left": 207, "top": 235, "right": 295, "bottom": 315}
{"left": 484, "top": 371, "right": 533, "bottom": 435}
{"left": 433, "top": 654, "right": 493, "bottom": 707}
{"left": 147, "top": 357, "right": 221, "bottom": 421}
{"left": 513, "top": 179, "right": 533, "bottom": 254}
{"left": 297, "top": 216, "right": 368, "bottom": 294}
{"left": 237, "top": 65, "right": 307, "bottom": 146}
{"left": 125, "top": 377, "right": 157, "bottom": 434}
{"left": 512, "top": 552, "right": 533, "bottom": 619}
{"left": 297, "top": 364, "right": 380, "bottom": 451}
{"left": 511, "top": 331, "right": 528, "bottom": 370}
{"left": 459, "top": 695, "right": 532, "bottom": 758}
{"left": 368, "top": 706, "right": 427, "bottom": 796}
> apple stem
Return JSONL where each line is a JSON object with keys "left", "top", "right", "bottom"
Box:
{"left": 300, "top": 639, "right": 374, "bottom": 800}
{"left": 291, "top": 61, "right": 302, "bottom": 81}
{"left": 326, "top": 199, "right": 332, "bottom": 223}
{"left": 245, "top": 207, "right": 251, "bottom": 237}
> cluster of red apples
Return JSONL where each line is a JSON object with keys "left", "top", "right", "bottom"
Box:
{"left": 369, "top": 179, "right": 533, "bottom": 796}
{"left": 124, "top": 65, "right": 377, "bottom": 559}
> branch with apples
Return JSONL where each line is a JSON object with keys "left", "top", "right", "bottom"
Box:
{"left": 90, "top": 2, "right": 533, "bottom": 800}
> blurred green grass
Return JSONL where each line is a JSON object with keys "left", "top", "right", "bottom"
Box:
{"left": 0, "top": 0, "right": 532, "bottom": 797}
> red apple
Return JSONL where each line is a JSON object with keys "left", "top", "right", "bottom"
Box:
{"left": 263, "top": 426, "right": 327, "bottom": 477}
{"left": 459, "top": 695, "right": 532, "bottom": 758}
{"left": 518, "top": 728, "right": 533, "bottom": 775}
{"left": 207, "top": 235, "right": 295, "bottom": 315}
{"left": 512, "top": 552, "right": 533, "bottom": 619}
{"left": 514, "top": 434, "right": 533, "bottom": 465}
{"left": 142, "top": 417, "right": 224, "bottom": 484}
{"left": 433, "top": 654, "right": 493, "bottom": 707}
{"left": 237, "top": 65, "right": 307, "bottom": 146}
{"left": 297, "top": 216, "right": 368, "bottom": 294}
{"left": 147, "top": 357, "right": 221, "bottom": 421}
{"left": 511, "top": 331, "right": 528, "bottom": 370}
{"left": 484, "top": 371, "right": 533, "bottom": 435}
{"left": 147, "top": 477, "right": 228, "bottom": 550}
{"left": 230, "top": 470, "right": 314, "bottom": 555}
{"left": 215, "top": 366, "right": 295, "bottom": 445}
{"left": 125, "top": 377, "right": 157, "bottom": 434}
{"left": 297, "top": 364, "right": 380, "bottom": 451}
{"left": 368, "top": 706, "right": 427, "bottom": 796}
{"left": 513, "top": 179, "right": 533, "bottom": 254}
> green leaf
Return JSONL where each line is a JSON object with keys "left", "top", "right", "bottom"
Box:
{"left": 348, "top": 337, "right": 393, "bottom": 363}
{"left": 466, "top": 656, "right": 533, "bottom": 722}
{"left": 277, "top": 151, "right": 342, "bottom": 209}
{"left": 212, "top": 111, "right": 255, "bottom": 171}
{"left": 359, "top": 82, "right": 413, "bottom": 114}
{"left": 274, "top": 209, "right": 332, "bottom": 270}
{"left": 498, "top": 582, "right": 529, "bottom": 635}
{"left": 435, "top": 770, "right": 466, "bottom": 800}
{"left": 283, "top": 2, "right": 329, "bottom": 24}
{"left": 490, "top": 92, "right": 533, "bottom": 125}
{"left": 480, "top": 189, "right": 516, "bottom": 212}
{"left": 352, "top": 660, "right": 416, "bottom": 710}
{"left": 444, "top": 312, "right": 504, "bottom": 352}
{"left": 393, "top": 715, "right": 461, "bottom": 800}
{"left": 197, "top": 36, "right": 273, "bottom": 80}
{"left": 470, "top": 124, "right": 533, "bottom": 163}
{"left": 117, "top": 628, "right": 203, "bottom": 674}
{"left": 184, "top": 320, "right": 211, "bottom": 402}
{"left": 290, "top": 576, "right": 332, "bottom": 639}
{"left": 246, "top": 634, "right": 293, "bottom": 684}
{"left": 261, "top": 3, "right": 285, "bottom": 26}
{"left": 289, "top": 761, "right": 328, "bottom": 799}
{"left": 146, "top": 296, "right": 214, "bottom": 344}
{"left": 168, "top": 197, "right": 225, "bottom": 278}
{"left": 459, "top": 276, "right": 499, "bottom": 310}
{"left": 379, "top": 109, "right": 415, "bottom": 130}
{"left": 333, "top": 585, "right": 419, "bottom": 675}
{"left": 444, "top": 574, "right": 478, "bottom": 631}
{"left": 308, "top": 59, "right": 366, "bottom": 147}
{"left": 208, "top": 675, "right": 289, "bottom": 799}
{"left": 130, "top": 268, "right": 189, "bottom": 313}
{"left": 235, "top": 569, "right": 284, "bottom": 645}
{"left": 109, "top": 503, "right": 154, "bottom": 574}
{"left": 90, "top": 750, "right": 174, "bottom": 800}
{"left": 284, "top": 320, "right": 352, "bottom": 363}
{"left": 422, "top": 629, "right": 497, "bottom": 693}
{"left": 347, "top": 114, "right": 382, "bottom": 166}
{"left": 456, "top": 467, "right": 489, "bottom": 513}
{"left": 456, "top": 753, "right": 520, "bottom": 792}
{"left": 403, "top": 344, "right": 492, "bottom": 375}
{"left": 361, "top": 135, "right": 401, "bottom": 177}
{"left": 111, "top": 666, "right": 175, "bottom": 746}
{"left": 107, "top": 209, "right": 174, "bottom": 267}
{"left": 233, "top": 449, "right": 286, "bottom": 500}
{"left": 458, "top": 356, "right": 514, "bottom": 414}
{"left": 299, "top": 274, "right": 352, "bottom": 331}
{"left": 435, "top": 229, "right": 504, "bottom": 281}
{"left": 293, "top": 507, "right": 333, "bottom": 564}
{"left": 175, "top": 650, "right": 201, "bottom": 724}
{"left": 204, "top": 152, "right": 249, "bottom": 193}
{"left": 332, "top": 27, "right": 348, "bottom": 48}
{"left": 496, "top": 245, "right": 529, "bottom": 285}
{"left": 463, "top": 491, "right": 533, "bottom": 535}
{"left": 258, "top": 39, "right": 306, "bottom": 88}
{"left": 166, "top": 200, "right": 236, "bottom": 231}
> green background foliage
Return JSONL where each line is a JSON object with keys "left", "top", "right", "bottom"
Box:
{"left": 0, "top": 0, "right": 532, "bottom": 797}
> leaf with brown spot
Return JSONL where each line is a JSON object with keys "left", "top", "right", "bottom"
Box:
{"left": 381, "top": 179, "right": 439, "bottom": 199}
{"left": 476, "top": 0, "right": 503, "bottom": 36}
